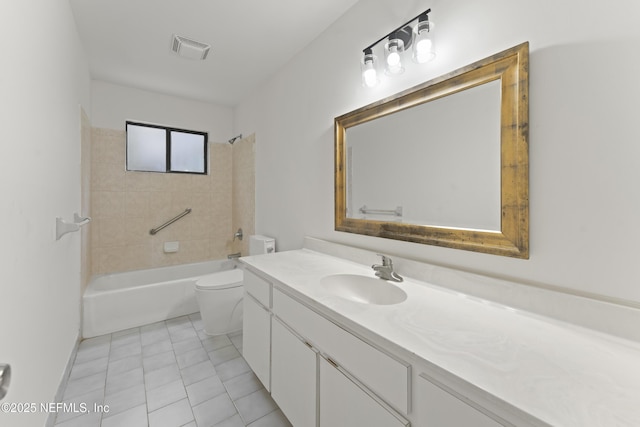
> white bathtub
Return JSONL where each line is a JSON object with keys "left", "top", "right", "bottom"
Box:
{"left": 82, "top": 260, "right": 237, "bottom": 338}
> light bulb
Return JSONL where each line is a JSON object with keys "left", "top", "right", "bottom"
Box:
{"left": 384, "top": 37, "right": 405, "bottom": 75}
{"left": 416, "top": 38, "right": 432, "bottom": 54}
{"left": 387, "top": 47, "right": 400, "bottom": 67}
{"left": 414, "top": 38, "right": 434, "bottom": 63}
{"left": 412, "top": 17, "right": 435, "bottom": 64}
{"left": 361, "top": 49, "right": 379, "bottom": 87}
{"left": 363, "top": 67, "right": 377, "bottom": 87}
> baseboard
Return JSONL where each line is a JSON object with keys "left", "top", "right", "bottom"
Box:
{"left": 45, "top": 332, "right": 81, "bottom": 427}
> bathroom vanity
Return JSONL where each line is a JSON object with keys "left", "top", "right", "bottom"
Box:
{"left": 241, "top": 238, "right": 640, "bottom": 427}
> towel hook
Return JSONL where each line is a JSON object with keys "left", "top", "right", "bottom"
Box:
{"left": 55, "top": 213, "right": 91, "bottom": 240}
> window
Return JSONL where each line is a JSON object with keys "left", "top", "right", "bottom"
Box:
{"left": 126, "top": 121, "right": 208, "bottom": 174}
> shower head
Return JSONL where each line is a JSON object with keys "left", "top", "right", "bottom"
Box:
{"left": 228, "top": 134, "right": 243, "bottom": 144}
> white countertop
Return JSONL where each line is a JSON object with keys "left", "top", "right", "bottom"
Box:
{"left": 241, "top": 248, "right": 640, "bottom": 427}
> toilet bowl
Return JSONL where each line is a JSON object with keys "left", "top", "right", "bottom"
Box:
{"left": 196, "top": 235, "right": 275, "bottom": 336}
{"left": 195, "top": 269, "right": 244, "bottom": 336}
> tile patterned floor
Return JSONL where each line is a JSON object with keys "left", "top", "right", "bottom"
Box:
{"left": 54, "top": 313, "right": 292, "bottom": 427}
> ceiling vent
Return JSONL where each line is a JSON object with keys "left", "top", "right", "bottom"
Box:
{"left": 171, "top": 34, "right": 211, "bottom": 60}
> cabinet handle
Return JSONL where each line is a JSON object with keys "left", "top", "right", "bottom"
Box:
{"left": 326, "top": 357, "right": 339, "bottom": 368}
{"left": 304, "top": 340, "right": 313, "bottom": 349}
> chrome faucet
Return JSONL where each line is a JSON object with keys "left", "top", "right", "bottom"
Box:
{"left": 372, "top": 254, "right": 403, "bottom": 282}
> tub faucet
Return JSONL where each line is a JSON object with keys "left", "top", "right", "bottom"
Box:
{"left": 372, "top": 254, "right": 403, "bottom": 282}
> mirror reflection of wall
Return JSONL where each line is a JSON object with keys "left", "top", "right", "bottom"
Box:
{"left": 346, "top": 79, "right": 502, "bottom": 231}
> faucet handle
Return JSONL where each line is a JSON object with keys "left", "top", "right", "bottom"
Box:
{"left": 375, "top": 253, "right": 392, "bottom": 267}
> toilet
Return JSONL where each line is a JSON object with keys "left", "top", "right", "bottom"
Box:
{"left": 195, "top": 235, "right": 275, "bottom": 336}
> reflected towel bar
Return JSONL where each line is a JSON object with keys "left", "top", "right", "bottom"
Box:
{"left": 359, "top": 205, "right": 403, "bottom": 217}
{"left": 150, "top": 208, "right": 192, "bottom": 235}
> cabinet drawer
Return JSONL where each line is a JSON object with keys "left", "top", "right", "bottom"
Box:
{"left": 273, "top": 288, "right": 410, "bottom": 414}
{"left": 243, "top": 268, "right": 271, "bottom": 307}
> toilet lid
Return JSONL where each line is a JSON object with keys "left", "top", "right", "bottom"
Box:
{"left": 196, "top": 269, "right": 244, "bottom": 290}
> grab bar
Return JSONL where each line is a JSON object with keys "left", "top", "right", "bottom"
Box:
{"left": 359, "top": 205, "right": 403, "bottom": 217}
{"left": 150, "top": 208, "right": 192, "bottom": 235}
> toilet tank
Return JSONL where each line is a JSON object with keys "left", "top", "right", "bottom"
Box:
{"left": 249, "top": 235, "right": 275, "bottom": 255}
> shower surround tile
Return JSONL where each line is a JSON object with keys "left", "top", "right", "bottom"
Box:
{"left": 231, "top": 134, "right": 255, "bottom": 256}
{"left": 90, "top": 128, "right": 256, "bottom": 276}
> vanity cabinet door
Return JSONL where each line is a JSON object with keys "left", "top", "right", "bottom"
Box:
{"left": 271, "top": 317, "right": 317, "bottom": 427}
{"left": 242, "top": 294, "right": 271, "bottom": 391}
{"left": 319, "top": 357, "right": 409, "bottom": 427}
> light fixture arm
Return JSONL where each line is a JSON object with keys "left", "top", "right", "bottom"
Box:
{"left": 362, "top": 8, "right": 431, "bottom": 53}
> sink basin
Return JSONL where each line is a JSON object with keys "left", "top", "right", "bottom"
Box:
{"left": 320, "top": 274, "right": 407, "bottom": 305}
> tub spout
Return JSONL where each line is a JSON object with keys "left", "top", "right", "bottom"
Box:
{"left": 227, "top": 252, "right": 241, "bottom": 259}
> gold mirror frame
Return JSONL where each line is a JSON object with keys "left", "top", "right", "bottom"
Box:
{"left": 335, "top": 42, "right": 529, "bottom": 258}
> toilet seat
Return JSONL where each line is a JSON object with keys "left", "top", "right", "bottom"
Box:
{"left": 196, "top": 269, "right": 243, "bottom": 290}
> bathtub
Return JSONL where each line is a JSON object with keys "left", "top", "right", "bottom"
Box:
{"left": 82, "top": 259, "right": 237, "bottom": 338}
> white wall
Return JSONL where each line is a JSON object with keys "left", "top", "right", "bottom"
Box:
{"left": 92, "top": 80, "right": 233, "bottom": 143}
{"left": 235, "top": 0, "right": 640, "bottom": 305}
{"left": 0, "top": 1, "right": 91, "bottom": 426}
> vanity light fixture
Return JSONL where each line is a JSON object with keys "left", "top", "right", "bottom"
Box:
{"left": 361, "top": 8, "right": 434, "bottom": 87}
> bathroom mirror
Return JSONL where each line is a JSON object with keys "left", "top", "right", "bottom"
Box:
{"left": 335, "top": 42, "right": 529, "bottom": 258}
